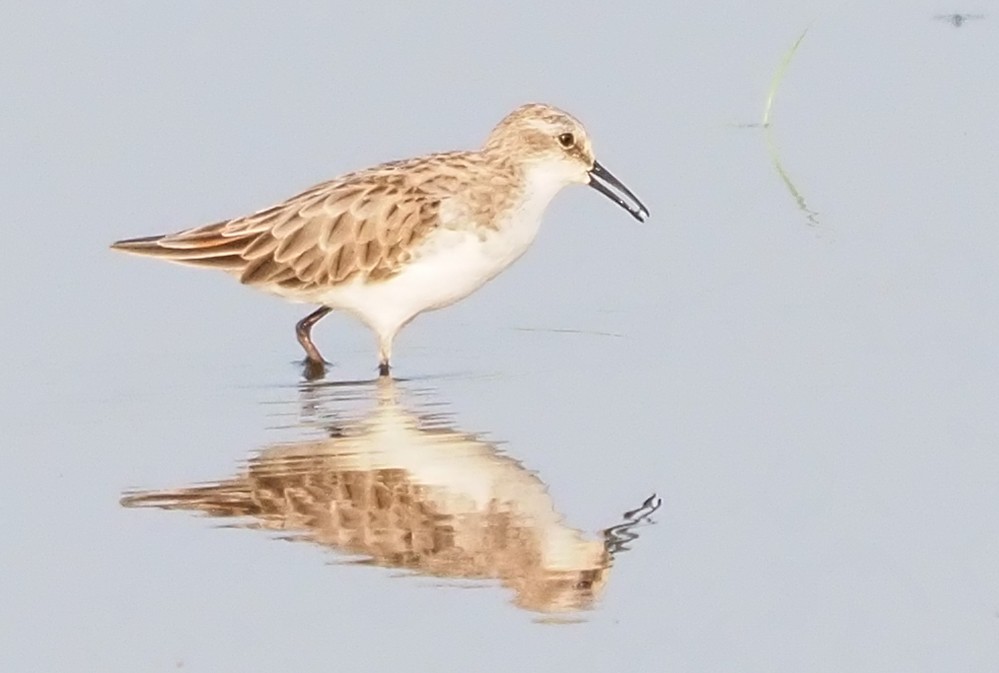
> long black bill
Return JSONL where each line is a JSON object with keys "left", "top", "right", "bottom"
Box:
{"left": 587, "top": 160, "right": 650, "bottom": 223}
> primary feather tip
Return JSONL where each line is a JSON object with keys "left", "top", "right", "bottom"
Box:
{"left": 110, "top": 235, "right": 166, "bottom": 252}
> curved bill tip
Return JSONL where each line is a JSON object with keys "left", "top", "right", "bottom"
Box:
{"left": 587, "top": 160, "right": 650, "bottom": 223}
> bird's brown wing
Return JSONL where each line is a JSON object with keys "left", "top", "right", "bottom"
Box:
{"left": 111, "top": 177, "right": 442, "bottom": 288}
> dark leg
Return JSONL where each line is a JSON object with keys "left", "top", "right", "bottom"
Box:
{"left": 296, "top": 306, "right": 332, "bottom": 365}
{"left": 378, "top": 361, "right": 391, "bottom": 378}
{"left": 302, "top": 358, "right": 327, "bottom": 382}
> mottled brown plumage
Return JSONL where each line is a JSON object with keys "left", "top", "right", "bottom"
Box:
{"left": 111, "top": 103, "right": 649, "bottom": 375}
{"left": 113, "top": 154, "right": 480, "bottom": 288}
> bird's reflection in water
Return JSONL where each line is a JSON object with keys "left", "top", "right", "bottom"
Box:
{"left": 121, "top": 377, "right": 660, "bottom": 616}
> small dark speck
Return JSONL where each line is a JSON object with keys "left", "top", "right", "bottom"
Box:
{"left": 934, "top": 13, "right": 986, "bottom": 27}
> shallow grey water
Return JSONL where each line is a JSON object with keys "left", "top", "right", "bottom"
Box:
{"left": 3, "top": 2, "right": 999, "bottom": 671}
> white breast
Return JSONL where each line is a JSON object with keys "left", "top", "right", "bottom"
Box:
{"left": 316, "top": 163, "right": 572, "bottom": 336}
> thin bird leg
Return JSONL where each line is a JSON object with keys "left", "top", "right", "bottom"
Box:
{"left": 377, "top": 334, "right": 393, "bottom": 378}
{"left": 302, "top": 359, "right": 326, "bottom": 382}
{"left": 295, "top": 306, "right": 332, "bottom": 365}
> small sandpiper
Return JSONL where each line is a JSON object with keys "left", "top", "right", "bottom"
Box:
{"left": 111, "top": 103, "right": 649, "bottom": 378}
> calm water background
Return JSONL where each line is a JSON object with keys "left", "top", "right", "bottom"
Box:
{"left": 3, "top": 1, "right": 998, "bottom": 671}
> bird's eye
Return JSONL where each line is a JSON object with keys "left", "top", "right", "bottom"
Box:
{"left": 557, "top": 133, "right": 575, "bottom": 149}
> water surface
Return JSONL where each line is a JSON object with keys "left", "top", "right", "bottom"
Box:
{"left": 2, "top": 2, "right": 998, "bottom": 671}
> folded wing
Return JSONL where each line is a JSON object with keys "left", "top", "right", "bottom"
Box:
{"left": 111, "top": 178, "right": 442, "bottom": 288}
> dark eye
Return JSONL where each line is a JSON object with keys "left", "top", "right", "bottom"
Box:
{"left": 557, "top": 133, "right": 575, "bottom": 149}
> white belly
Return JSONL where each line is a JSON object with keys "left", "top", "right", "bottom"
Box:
{"left": 267, "top": 164, "right": 571, "bottom": 341}
{"left": 316, "top": 219, "right": 541, "bottom": 335}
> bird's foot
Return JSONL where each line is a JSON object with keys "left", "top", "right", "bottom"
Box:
{"left": 301, "top": 357, "right": 329, "bottom": 382}
{"left": 378, "top": 362, "right": 391, "bottom": 378}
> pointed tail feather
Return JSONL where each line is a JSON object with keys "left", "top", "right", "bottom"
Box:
{"left": 110, "top": 224, "right": 250, "bottom": 271}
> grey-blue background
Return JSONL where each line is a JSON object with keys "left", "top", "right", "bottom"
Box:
{"left": 2, "top": 1, "right": 997, "bottom": 671}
